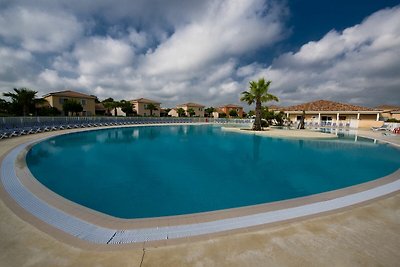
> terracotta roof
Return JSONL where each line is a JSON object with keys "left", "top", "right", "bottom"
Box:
{"left": 375, "top": 105, "right": 400, "bottom": 110}
{"left": 43, "top": 90, "right": 96, "bottom": 99}
{"left": 268, "top": 105, "right": 284, "bottom": 111}
{"left": 284, "top": 100, "right": 374, "bottom": 112}
{"left": 130, "top": 98, "right": 161, "bottom": 104}
{"left": 220, "top": 104, "right": 243, "bottom": 108}
{"left": 95, "top": 103, "right": 106, "bottom": 111}
{"left": 178, "top": 102, "right": 205, "bottom": 107}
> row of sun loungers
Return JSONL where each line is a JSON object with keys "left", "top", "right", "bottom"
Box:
{"left": 303, "top": 121, "right": 351, "bottom": 127}
{"left": 0, "top": 118, "right": 252, "bottom": 140}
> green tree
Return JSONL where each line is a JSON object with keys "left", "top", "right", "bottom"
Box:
{"left": 299, "top": 110, "right": 306, "bottom": 129}
{"left": 274, "top": 111, "right": 286, "bottom": 126}
{"left": 103, "top": 101, "right": 120, "bottom": 116}
{"left": 145, "top": 103, "right": 158, "bottom": 116}
{"left": 240, "top": 78, "right": 279, "bottom": 131}
{"left": 63, "top": 99, "right": 83, "bottom": 116}
{"left": 102, "top": 97, "right": 114, "bottom": 103}
{"left": 187, "top": 108, "right": 195, "bottom": 117}
{"left": 161, "top": 108, "right": 171, "bottom": 117}
{"left": 0, "top": 98, "right": 11, "bottom": 115}
{"left": 3, "top": 88, "right": 38, "bottom": 116}
{"left": 261, "top": 107, "right": 275, "bottom": 125}
{"left": 229, "top": 109, "right": 238, "bottom": 117}
{"left": 37, "top": 106, "right": 61, "bottom": 116}
{"left": 205, "top": 107, "right": 215, "bottom": 117}
{"left": 219, "top": 112, "right": 227, "bottom": 118}
{"left": 120, "top": 100, "right": 134, "bottom": 116}
{"left": 177, "top": 107, "right": 186, "bottom": 117}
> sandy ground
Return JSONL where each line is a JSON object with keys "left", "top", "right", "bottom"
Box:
{"left": 0, "top": 125, "right": 399, "bottom": 267}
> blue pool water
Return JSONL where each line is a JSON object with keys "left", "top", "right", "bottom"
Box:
{"left": 26, "top": 125, "right": 400, "bottom": 219}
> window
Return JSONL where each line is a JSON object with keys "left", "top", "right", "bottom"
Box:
{"left": 81, "top": 99, "right": 86, "bottom": 106}
{"left": 339, "top": 115, "right": 346, "bottom": 120}
{"left": 59, "top": 98, "right": 68, "bottom": 104}
{"left": 296, "top": 115, "right": 302, "bottom": 120}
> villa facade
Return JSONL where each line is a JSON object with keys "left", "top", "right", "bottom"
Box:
{"left": 168, "top": 102, "right": 205, "bottom": 117}
{"left": 130, "top": 98, "right": 161, "bottom": 117}
{"left": 43, "top": 90, "right": 96, "bottom": 116}
{"left": 218, "top": 104, "right": 244, "bottom": 118}
{"left": 283, "top": 100, "right": 382, "bottom": 128}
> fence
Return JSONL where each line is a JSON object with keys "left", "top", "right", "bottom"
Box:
{"left": 0, "top": 116, "right": 253, "bottom": 139}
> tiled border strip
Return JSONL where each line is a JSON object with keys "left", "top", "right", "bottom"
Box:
{"left": 1, "top": 129, "right": 400, "bottom": 245}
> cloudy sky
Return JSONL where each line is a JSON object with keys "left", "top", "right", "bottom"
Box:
{"left": 0, "top": 0, "right": 399, "bottom": 108}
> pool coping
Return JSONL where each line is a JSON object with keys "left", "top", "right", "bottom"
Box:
{"left": 1, "top": 123, "right": 399, "bottom": 249}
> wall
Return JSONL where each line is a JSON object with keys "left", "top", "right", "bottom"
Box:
{"left": 357, "top": 120, "right": 383, "bottom": 128}
{"left": 133, "top": 102, "right": 161, "bottom": 117}
{"left": 45, "top": 96, "right": 96, "bottom": 116}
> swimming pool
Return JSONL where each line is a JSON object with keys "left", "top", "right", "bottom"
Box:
{"left": 25, "top": 125, "right": 400, "bottom": 219}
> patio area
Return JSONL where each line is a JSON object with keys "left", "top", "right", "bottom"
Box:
{"left": 0, "top": 128, "right": 399, "bottom": 267}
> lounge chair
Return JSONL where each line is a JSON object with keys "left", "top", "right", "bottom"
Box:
{"left": 371, "top": 124, "right": 391, "bottom": 131}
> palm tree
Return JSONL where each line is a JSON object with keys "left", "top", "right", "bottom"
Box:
{"left": 187, "top": 108, "right": 195, "bottom": 117}
{"left": 103, "top": 101, "right": 120, "bottom": 116}
{"left": 240, "top": 78, "right": 279, "bottom": 131}
{"left": 205, "top": 107, "right": 215, "bottom": 117}
{"left": 145, "top": 103, "right": 158, "bottom": 116}
{"left": 229, "top": 109, "right": 238, "bottom": 117}
{"left": 177, "top": 107, "right": 186, "bottom": 117}
{"left": 3, "top": 88, "right": 38, "bottom": 116}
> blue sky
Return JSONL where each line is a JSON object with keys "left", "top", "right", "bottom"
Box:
{"left": 0, "top": 0, "right": 399, "bottom": 108}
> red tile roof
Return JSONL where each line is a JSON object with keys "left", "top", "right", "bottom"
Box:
{"left": 284, "top": 100, "right": 374, "bottom": 112}
{"left": 219, "top": 104, "right": 243, "bottom": 108}
{"left": 268, "top": 105, "right": 284, "bottom": 111}
{"left": 178, "top": 102, "right": 205, "bottom": 107}
{"left": 375, "top": 105, "right": 400, "bottom": 110}
{"left": 130, "top": 98, "right": 161, "bottom": 104}
{"left": 43, "top": 90, "right": 96, "bottom": 99}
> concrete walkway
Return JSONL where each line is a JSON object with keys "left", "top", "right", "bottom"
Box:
{"left": 0, "top": 127, "right": 399, "bottom": 267}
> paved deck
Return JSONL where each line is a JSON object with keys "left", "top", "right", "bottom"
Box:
{"left": 0, "top": 126, "right": 399, "bottom": 266}
{"left": 222, "top": 126, "right": 338, "bottom": 139}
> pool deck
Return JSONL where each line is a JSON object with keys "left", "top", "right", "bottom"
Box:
{"left": 222, "top": 126, "right": 338, "bottom": 139}
{"left": 0, "top": 125, "right": 399, "bottom": 266}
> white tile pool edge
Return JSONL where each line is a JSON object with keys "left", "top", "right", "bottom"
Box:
{"left": 1, "top": 138, "right": 400, "bottom": 245}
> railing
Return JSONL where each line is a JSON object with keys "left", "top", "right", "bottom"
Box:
{"left": 0, "top": 116, "right": 253, "bottom": 140}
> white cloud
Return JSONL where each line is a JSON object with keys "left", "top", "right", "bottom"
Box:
{"left": 143, "top": 0, "right": 287, "bottom": 76}
{"left": 0, "top": 46, "right": 35, "bottom": 88}
{"left": 73, "top": 36, "right": 135, "bottom": 75}
{"left": 127, "top": 29, "right": 148, "bottom": 50}
{"left": 244, "top": 6, "right": 400, "bottom": 107}
{"left": 1, "top": 1, "right": 399, "bottom": 109}
{"left": 0, "top": 7, "right": 83, "bottom": 52}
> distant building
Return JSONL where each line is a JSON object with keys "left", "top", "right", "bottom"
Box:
{"left": 375, "top": 105, "right": 400, "bottom": 120}
{"left": 130, "top": 98, "right": 161, "bottom": 117}
{"left": 176, "top": 102, "right": 205, "bottom": 117}
{"left": 95, "top": 103, "right": 107, "bottom": 116}
{"left": 168, "top": 108, "right": 179, "bottom": 117}
{"left": 108, "top": 107, "right": 127, "bottom": 116}
{"left": 218, "top": 104, "right": 244, "bottom": 118}
{"left": 283, "top": 100, "right": 381, "bottom": 128}
{"left": 43, "top": 90, "right": 96, "bottom": 116}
